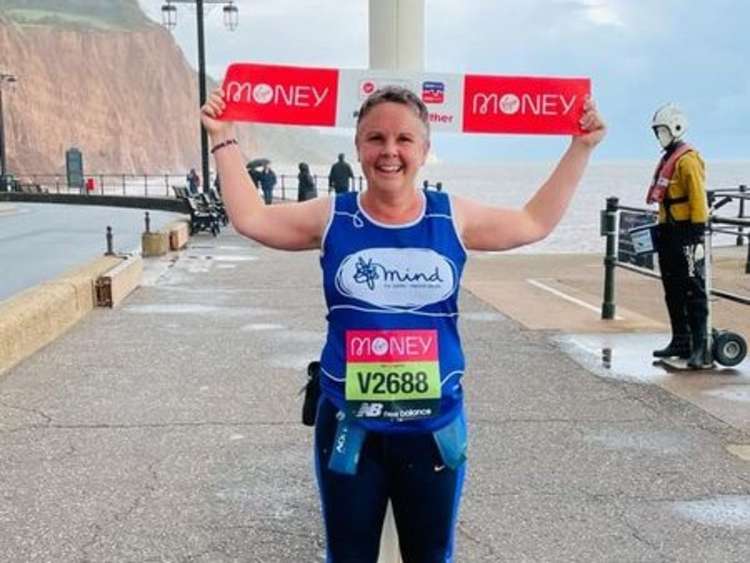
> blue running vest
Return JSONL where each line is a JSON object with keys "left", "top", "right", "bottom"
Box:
{"left": 319, "top": 191, "right": 467, "bottom": 433}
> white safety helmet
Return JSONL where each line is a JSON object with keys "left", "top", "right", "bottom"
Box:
{"left": 651, "top": 103, "right": 687, "bottom": 148}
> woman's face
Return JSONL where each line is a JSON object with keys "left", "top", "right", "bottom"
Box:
{"left": 355, "top": 102, "right": 430, "bottom": 194}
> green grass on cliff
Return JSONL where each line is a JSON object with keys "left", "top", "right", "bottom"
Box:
{"left": 0, "top": 0, "right": 153, "bottom": 31}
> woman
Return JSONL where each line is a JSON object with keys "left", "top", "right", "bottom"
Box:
{"left": 297, "top": 161, "right": 318, "bottom": 202}
{"left": 201, "top": 85, "right": 605, "bottom": 562}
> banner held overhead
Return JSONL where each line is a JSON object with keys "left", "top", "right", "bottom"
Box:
{"left": 221, "top": 62, "right": 590, "bottom": 135}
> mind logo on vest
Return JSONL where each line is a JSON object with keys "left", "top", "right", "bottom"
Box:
{"left": 336, "top": 248, "right": 457, "bottom": 309}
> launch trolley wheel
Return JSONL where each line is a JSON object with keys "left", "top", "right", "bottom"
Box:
{"left": 712, "top": 331, "right": 747, "bottom": 367}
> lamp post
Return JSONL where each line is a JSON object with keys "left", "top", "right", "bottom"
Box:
{"left": 0, "top": 72, "right": 17, "bottom": 191}
{"left": 161, "top": 0, "right": 239, "bottom": 195}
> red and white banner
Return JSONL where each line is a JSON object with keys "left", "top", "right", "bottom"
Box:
{"left": 220, "top": 62, "right": 590, "bottom": 135}
{"left": 222, "top": 63, "right": 339, "bottom": 126}
{"left": 463, "top": 75, "right": 589, "bottom": 135}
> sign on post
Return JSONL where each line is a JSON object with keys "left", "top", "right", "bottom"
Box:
{"left": 618, "top": 210, "right": 657, "bottom": 270}
{"left": 65, "top": 147, "right": 85, "bottom": 193}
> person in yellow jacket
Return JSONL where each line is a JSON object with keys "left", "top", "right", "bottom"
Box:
{"left": 647, "top": 103, "right": 710, "bottom": 368}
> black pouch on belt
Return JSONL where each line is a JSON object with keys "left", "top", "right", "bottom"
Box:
{"left": 302, "top": 361, "right": 321, "bottom": 427}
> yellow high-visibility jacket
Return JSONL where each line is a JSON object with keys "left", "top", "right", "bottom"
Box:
{"left": 658, "top": 150, "right": 708, "bottom": 224}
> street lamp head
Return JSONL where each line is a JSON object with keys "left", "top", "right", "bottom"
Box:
{"left": 223, "top": 1, "right": 239, "bottom": 31}
{"left": 161, "top": 2, "right": 178, "bottom": 30}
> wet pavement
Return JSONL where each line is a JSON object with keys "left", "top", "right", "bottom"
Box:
{"left": 558, "top": 332, "right": 750, "bottom": 434}
{"left": 463, "top": 249, "right": 750, "bottom": 337}
{"left": 1, "top": 230, "right": 749, "bottom": 561}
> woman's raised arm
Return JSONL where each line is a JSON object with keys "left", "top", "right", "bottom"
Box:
{"left": 201, "top": 88, "right": 330, "bottom": 251}
{"left": 455, "top": 98, "right": 606, "bottom": 251}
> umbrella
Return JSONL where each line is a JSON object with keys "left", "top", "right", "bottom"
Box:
{"left": 247, "top": 158, "right": 270, "bottom": 169}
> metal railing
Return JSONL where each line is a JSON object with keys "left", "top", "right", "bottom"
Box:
{"left": 13, "top": 173, "right": 185, "bottom": 197}
{"left": 273, "top": 173, "right": 368, "bottom": 200}
{"left": 9, "top": 171, "right": 372, "bottom": 201}
{"left": 6, "top": 172, "right": 450, "bottom": 204}
{"left": 601, "top": 186, "right": 750, "bottom": 319}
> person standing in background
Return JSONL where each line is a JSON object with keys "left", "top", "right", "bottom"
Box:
{"left": 328, "top": 153, "right": 355, "bottom": 194}
{"left": 186, "top": 168, "right": 200, "bottom": 194}
{"left": 258, "top": 162, "right": 277, "bottom": 204}
{"left": 297, "top": 162, "right": 317, "bottom": 202}
{"left": 647, "top": 103, "right": 709, "bottom": 369}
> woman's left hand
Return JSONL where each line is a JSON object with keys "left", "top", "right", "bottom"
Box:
{"left": 574, "top": 97, "right": 606, "bottom": 148}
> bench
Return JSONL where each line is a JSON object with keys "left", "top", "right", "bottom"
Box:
{"left": 172, "top": 186, "right": 222, "bottom": 236}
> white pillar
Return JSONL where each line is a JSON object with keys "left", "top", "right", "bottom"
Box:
{"left": 369, "top": 0, "right": 424, "bottom": 71}
{"left": 378, "top": 504, "right": 402, "bottom": 563}
{"left": 370, "top": 3, "right": 424, "bottom": 561}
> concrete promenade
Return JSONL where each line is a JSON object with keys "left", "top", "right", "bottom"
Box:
{"left": 1, "top": 229, "right": 750, "bottom": 561}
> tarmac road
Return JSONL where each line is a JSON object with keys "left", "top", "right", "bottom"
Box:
{"left": 0, "top": 203, "right": 182, "bottom": 301}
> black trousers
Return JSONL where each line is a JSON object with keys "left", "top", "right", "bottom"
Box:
{"left": 655, "top": 224, "right": 708, "bottom": 338}
{"left": 262, "top": 187, "right": 273, "bottom": 205}
{"left": 314, "top": 399, "right": 465, "bottom": 563}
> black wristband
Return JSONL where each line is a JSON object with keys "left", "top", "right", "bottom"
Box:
{"left": 210, "top": 138, "right": 238, "bottom": 154}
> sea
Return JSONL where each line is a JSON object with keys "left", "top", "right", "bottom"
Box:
{"left": 2, "top": 160, "right": 748, "bottom": 302}
{"left": 415, "top": 159, "right": 749, "bottom": 253}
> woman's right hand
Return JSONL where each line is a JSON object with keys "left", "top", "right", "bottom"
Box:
{"left": 200, "top": 88, "right": 235, "bottom": 139}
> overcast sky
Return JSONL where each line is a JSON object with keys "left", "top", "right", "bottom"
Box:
{"left": 139, "top": 0, "right": 750, "bottom": 162}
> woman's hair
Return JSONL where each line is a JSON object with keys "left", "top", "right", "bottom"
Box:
{"left": 356, "top": 85, "right": 430, "bottom": 137}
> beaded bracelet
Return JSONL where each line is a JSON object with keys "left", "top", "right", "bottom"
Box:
{"left": 210, "top": 138, "right": 238, "bottom": 154}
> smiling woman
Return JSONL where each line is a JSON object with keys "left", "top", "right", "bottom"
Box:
{"left": 200, "top": 81, "right": 605, "bottom": 562}
{"left": 354, "top": 88, "right": 431, "bottom": 213}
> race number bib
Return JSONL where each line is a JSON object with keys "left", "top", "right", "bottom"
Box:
{"left": 345, "top": 329, "right": 441, "bottom": 420}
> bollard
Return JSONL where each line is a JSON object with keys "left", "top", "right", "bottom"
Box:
{"left": 144, "top": 211, "right": 151, "bottom": 234}
{"left": 105, "top": 226, "right": 114, "bottom": 256}
{"left": 601, "top": 197, "right": 619, "bottom": 319}
{"left": 738, "top": 185, "right": 746, "bottom": 247}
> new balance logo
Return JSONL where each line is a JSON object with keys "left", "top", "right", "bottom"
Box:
{"left": 355, "top": 402, "right": 384, "bottom": 418}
